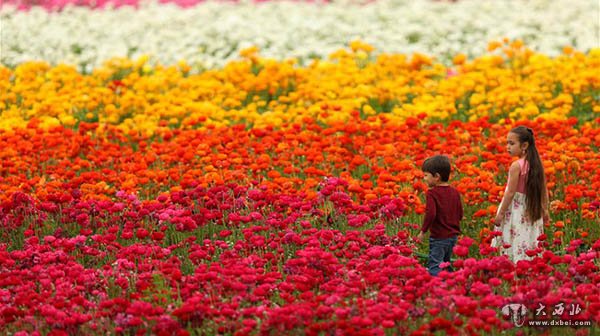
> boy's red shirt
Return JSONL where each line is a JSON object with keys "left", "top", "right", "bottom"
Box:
{"left": 421, "top": 185, "right": 463, "bottom": 238}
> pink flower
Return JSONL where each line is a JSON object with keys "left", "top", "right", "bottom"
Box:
{"left": 43, "top": 235, "right": 56, "bottom": 244}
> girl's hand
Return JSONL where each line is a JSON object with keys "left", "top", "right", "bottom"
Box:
{"left": 543, "top": 209, "right": 550, "bottom": 225}
{"left": 494, "top": 213, "right": 504, "bottom": 226}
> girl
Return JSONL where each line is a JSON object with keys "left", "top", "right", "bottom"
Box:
{"left": 491, "top": 126, "right": 549, "bottom": 262}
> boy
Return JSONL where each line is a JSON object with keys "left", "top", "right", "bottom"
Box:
{"left": 417, "top": 155, "right": 463, "bottom": 276}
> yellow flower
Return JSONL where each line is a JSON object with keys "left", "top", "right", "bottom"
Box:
{"left": 2, "top": 39, "right": 599, "bottom": 131}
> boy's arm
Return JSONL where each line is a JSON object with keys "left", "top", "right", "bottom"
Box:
{"left": 421, "top": 191, "right": 436, "bottom": 233}
{"left": 459, "top": 193, "right": 464, "bottom": 220}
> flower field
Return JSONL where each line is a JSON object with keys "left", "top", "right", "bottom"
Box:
{"left": 1, "top": 0, "right": 600, "bottom": 335}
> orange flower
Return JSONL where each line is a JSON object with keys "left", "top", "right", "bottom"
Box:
{"left": 452, "top": 53, "right": 467, "bottom": 65}
{"left": 364, "top": 193, "right": 377, "bottom": 201}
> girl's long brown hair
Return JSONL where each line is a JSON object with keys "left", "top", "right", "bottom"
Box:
{"left": 510, "top": 126, "right": 546, "bottom": 221}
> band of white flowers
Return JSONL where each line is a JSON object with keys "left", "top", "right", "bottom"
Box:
{"left": 1, "top": 0, "right": 597, "bottom": 70}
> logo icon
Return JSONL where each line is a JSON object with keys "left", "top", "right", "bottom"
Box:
{"left": 502, "top": 303, "right": 528, "bottom": 327}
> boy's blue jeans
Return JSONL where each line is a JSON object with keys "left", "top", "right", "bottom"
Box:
{"left": 428, "top": 236, "right": 457, "bottom": 276}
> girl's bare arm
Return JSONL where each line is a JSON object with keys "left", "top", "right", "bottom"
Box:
{"left": 495, "top": 161, "right": 520, "bottom": 225}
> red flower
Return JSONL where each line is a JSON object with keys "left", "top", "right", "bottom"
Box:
{"left": 453, "top": 246, "right": 469, "bottom": 257}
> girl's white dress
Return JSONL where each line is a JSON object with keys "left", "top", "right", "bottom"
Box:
{"left": 491, "top": 158, "right": 544, "bottom": 262}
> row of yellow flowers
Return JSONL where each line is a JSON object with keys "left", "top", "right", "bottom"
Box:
{"left": 1, "top": 40, "right": 599, "bottom": 133}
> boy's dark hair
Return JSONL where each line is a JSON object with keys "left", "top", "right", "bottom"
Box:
{"left": 422, "top": 155, "right": 451, "bottom": 182}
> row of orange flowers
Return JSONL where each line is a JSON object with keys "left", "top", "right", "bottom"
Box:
{"left": 2, "top": 117, "right": 599, "bottom": 231}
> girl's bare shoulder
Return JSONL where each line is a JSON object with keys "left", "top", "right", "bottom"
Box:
{"left": 509, "top": 160, "right": 521, "bottom": 173}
